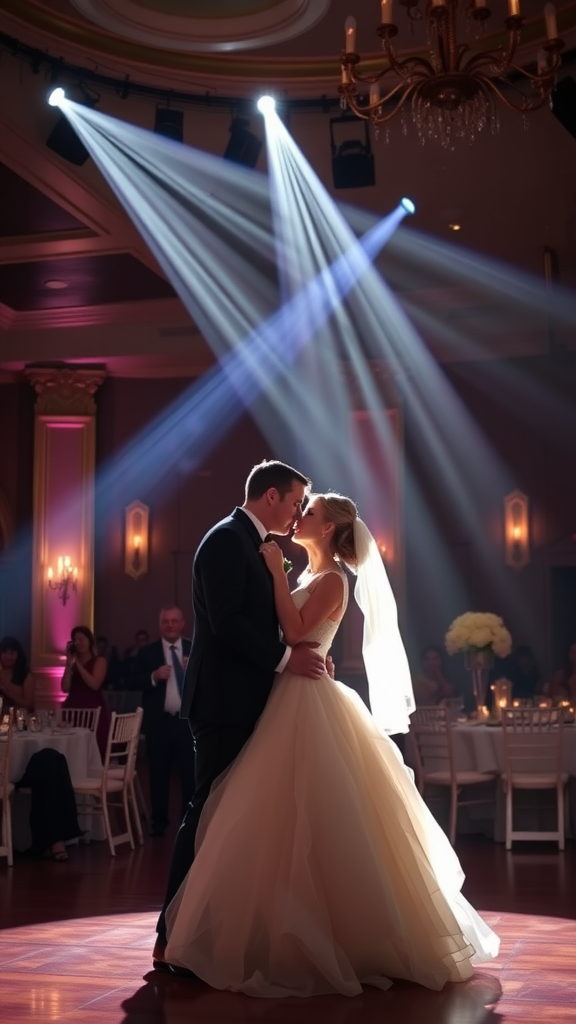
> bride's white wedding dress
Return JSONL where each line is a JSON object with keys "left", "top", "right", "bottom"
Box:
{"left": 165, "top": 570, "right": 499, "bottom": 997}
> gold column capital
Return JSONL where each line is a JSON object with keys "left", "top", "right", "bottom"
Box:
{"left": 24, "top": 365, "right": 107, "bottom": 415}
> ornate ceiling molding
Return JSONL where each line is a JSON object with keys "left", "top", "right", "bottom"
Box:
{"left": 3, "top": 0, "right": 576, "bottom": 101}
{"left": 70, "top": 0, "right": 331, "bottom": 53}
{"left": 1, "top": 0, "right": 339, "bottom": 96}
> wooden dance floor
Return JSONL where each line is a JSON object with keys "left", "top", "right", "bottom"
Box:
{"left": 1, "top": 827, "right": 575, "bottom": 1023}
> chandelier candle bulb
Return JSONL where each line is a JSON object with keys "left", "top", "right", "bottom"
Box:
{"left": 544, "top": 3, "right": 557, "bottom": 39}
{"left": 370, "top": 82, "right": 381, "bottom": 106}
{"left": 381, "top": 0, "right": 394, "bottom": 23}
{"left": 344, "top": 16, "right": 357, "bottom": 52}
{"left": 474, "top": 0, "right": 487, "bottom": 7}
{"left": 537, "top": 47, "right": 548, "bottom": 72}
{"left": 507, "top": 0, "right": 520, "bottom": 15}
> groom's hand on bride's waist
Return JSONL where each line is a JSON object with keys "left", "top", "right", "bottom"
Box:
{"left": 286, "top": 642, "right": 325, "bottom": 679}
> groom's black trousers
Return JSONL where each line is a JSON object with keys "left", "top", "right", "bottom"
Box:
{"left": 157, "top": 721, "right": 253, "bottom": 944}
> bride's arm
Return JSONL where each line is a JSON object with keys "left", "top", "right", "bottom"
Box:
{"left": 260, "top": 543, "right": 344, "bottom": 646}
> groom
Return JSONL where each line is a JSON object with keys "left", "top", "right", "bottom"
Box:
{"left": 153, "top": 459, "right": 325, "bottom": 971}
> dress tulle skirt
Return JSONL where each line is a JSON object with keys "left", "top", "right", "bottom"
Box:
{"left": 165, "top": 672, "right": 499, "bottom": 997}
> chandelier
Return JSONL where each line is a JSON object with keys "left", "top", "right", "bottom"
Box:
{"left": 339, "top": 1, "right": 565, "bottom": 146}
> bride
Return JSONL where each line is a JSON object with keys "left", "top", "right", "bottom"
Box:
{"left": 165, "top": 492, "right": 499, "bottom": 996}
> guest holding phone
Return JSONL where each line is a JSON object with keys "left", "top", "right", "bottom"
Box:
{"left": 61, "top": 625, "right": 110, "bottom": 758}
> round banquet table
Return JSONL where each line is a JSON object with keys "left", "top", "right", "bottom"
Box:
{"left": 407, "top": 722, "right": 576, "bottom": 842}
{"left": 9, "top": 727, "right": 104, "bottom": 850}
{"left": 9, "top": 726, "right": 102, "bottom": 785}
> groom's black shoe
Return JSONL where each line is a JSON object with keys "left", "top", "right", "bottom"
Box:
{"left": 152, "top": 939, "right": 200, "bottom": 980}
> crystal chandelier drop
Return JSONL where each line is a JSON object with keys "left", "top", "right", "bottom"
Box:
{"left": 339, "top": 0, "right": 565, "bottom": 146}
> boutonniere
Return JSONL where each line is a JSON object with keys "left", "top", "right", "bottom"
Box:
{"left": 283, "top": 558, "right": 293, "bottom": 574}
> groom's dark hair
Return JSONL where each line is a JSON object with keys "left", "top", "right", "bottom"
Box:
{"left": 245, "top": 460, "right": 310, "bottom": 501}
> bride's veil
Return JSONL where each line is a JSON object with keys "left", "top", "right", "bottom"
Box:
{"left": 352, "top": 518, "right": 415, "bottom": 735}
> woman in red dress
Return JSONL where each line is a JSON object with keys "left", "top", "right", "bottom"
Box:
{"left": 61, "top": 625, "right": 111, "bottom": 758}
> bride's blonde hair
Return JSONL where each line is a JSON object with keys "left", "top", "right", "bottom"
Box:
{"left": 315, "top": 493, "right": 358, "bottom": 570}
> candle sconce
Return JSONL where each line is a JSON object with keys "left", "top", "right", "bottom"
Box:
{"left": 504, "top": 489, "right": 530, "bottom": 571}
{"left": 47, "top": 556, "right": 78, "bottom": 606}
{"left": 125, "top": 500, "right": 149, "bottom": 580}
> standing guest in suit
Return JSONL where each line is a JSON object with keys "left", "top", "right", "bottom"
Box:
{"left": 133, "top": 608, "right": 193, "bottom": 838}
{"left": 153, "top": 460, "right": 325, "bottom": 972}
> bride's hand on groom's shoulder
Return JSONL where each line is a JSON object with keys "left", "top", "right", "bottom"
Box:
{"left": 287, "top": 642, "right": 325, "bottom": 680}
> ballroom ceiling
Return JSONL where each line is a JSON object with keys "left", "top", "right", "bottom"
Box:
{"left": 1, "top": 0, "right": 575, "bottom": 377}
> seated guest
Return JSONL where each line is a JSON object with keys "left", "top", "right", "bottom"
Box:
{"left": 16, "top": 748, "right": 83, "bottom": 861}
{"left": 548, "top": 640, "right": 576, "bottom": 701}
{"left": 0, "top": 635, "right": 35, "bottom": 712}
{"left": 507, "top": 645, "right": 542, "bottom": 701}
{"left": 61, "top": 625, "right": 111, "bottom": 758}
{"left": 412, "top": 645, "right": 454, "bottom": 707}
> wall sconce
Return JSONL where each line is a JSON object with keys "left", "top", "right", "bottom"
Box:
{"left": 125, "top": 500, "right": 149, "bottom": 580}
{"left": 47, "top": 555, "right": 78, "bottom": 605}
{"left": 504, "top": 489, "right": 530, "bottom": 571}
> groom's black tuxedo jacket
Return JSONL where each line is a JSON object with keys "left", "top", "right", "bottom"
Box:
{"left": 132, "top": 637, "right": 192, "bottom": 737}
{"left": 181, "top": 507, "right": 286, "bottom": 731}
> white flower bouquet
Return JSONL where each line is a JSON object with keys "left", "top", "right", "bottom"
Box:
{"left": 445, "top": 612, "right": 512, "bottom": 659}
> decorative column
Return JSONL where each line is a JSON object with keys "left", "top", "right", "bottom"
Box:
{"left": 25, "top": 366, "right": 106, "bottom": 707}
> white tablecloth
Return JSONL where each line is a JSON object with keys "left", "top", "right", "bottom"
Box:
{"left": 10, "top": 727, "right": 102, "bottom": 784}
{"left": 450, "top": 722, "right": 576, "bottom": 776}
{"left": 407, "top": 723, "right": 576, "bottom": 842}
{"left": 9, "top": 727, "right": 104, "bottom": 850}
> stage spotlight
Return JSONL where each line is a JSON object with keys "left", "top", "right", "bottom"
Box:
{"left": 257, "top": 95, "right": 276, "bottom": 115}
{"left": 46, "top": 89, "right": 96, "bottom": 166}
{"left": 401, "top": 197, "right": 416, "bottom": 214}
{"left": 48, "top": 87, "right": 66, "bottom": 107}
{"left": 154, "top": 108, "right": 184, "bottom": 142}
{"left": 330, "top": 117, "right": 375, "bottom": 190}
{"left": 223, "top": 117, "right": 262, "bottom": 168}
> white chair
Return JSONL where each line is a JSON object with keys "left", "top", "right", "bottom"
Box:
{"left": 108, "top": 719, "right": 149, "bottom": 846}
{"left": 0, "top": 709, "right": 15, "bottom": 866}
{"left": 58, "top": 706, "right": 101, "bottom": 733}
{"left": 72, "top": 708, "right": 143, "bottom": 856}
{"left": 501, "top": 706, "right": 568, "bottom": 851}
{"left": 410, "top": 706, "right": 497, "bottom": 845}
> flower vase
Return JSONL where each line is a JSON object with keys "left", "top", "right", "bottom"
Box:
{"left": 465, "top": 649, "right": 494, "bottom": 719}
